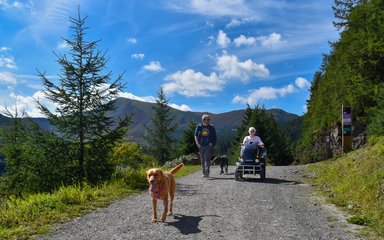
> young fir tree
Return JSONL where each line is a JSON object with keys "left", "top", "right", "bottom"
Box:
{"left": 36, "top": 10, "right": 131, "bottom": 184}
{"left": 143, "top": 87, "right": 177, "bottom": 165}
{"left": 177, "top": 120, "right": 199, "bottom": 156}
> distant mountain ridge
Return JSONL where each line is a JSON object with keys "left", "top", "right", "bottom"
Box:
{"left": 0, "top": 98, "right": 299, "bottom": 144}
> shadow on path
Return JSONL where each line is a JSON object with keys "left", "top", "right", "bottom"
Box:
{"left": 238, "top": 177, "right": 302, "bottom": 185}
{"left": 166, "top": 214, "right": 219, "bottom": 235}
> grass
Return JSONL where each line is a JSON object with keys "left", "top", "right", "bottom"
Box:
{"left": 306, "top": 136, "right": 384, "bottom": 239}
{"left": 0, "top": 164, "right": 201, "bottom": 240}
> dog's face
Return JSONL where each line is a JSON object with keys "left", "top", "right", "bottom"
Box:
{"left": 146, "top": 168, "right": 164, "bottom": 192}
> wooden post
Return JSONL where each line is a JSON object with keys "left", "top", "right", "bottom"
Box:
{"left": 342, "top": 105, "right": 352, "bottom": 153}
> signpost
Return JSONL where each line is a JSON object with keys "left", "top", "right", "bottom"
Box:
{"left": 342, "top": 105, "right": 352, "bottom": 153}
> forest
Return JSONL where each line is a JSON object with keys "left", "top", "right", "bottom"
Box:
{"left": 295, "top": 0, "right": 384, "bottom": 163}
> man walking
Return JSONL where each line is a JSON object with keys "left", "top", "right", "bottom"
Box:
{"left": 194, "top": 114, "right": 217, "bottom": 178}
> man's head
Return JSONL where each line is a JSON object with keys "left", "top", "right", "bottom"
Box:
{"left": 202, "top": 114, "right": 211, "bottom": 125}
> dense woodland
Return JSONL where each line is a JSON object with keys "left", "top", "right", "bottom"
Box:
{"left": 0, "top": 0, "right": 383, "bottom": 196}
{"left": 296, "top": 0, "right": 384, "bottom": 163}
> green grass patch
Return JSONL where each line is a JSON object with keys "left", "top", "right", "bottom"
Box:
{"left": 307, "top": 136, "right": 384, "bottom": 238}
{"left": 0, "top": 164, "right": 200, "bottom": 240}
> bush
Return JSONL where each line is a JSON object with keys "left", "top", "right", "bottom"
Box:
{"left": 110, "top": 142, "right": 156, "bottom": 169}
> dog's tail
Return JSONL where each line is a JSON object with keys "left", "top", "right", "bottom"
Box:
{"left": 170, "top": 162, "right": 184, "bottom": 175}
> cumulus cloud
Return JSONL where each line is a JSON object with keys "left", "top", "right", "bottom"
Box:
{"left": 127, "top": 37, "right": 137, "bottom": 44}
{"left": 217, "top": 30, "right": 231, "bottom": 48}
{"left": 131, "top": 53, "right": 145, "bottom": 60}
{"left": 295, "top": 77, "right": 310, "bottom": 89}
{"left": 143, "top": 61, "right": 164, "bottom": 72}
{"left": 257, "top": 32, "right": 286, "bottom": 49}
{"left": 215, "top": 51, "right": 269, "bottom": 82}
{"left": 232, "top": 84, "right": 296, "bottom": 105}
{"left": 0, "top": 72, "right": 17, "bottom": 85}
{"left": 233, "top": 35, "right": 256, "bottom": 47}
{"left": 164, "top": 69, "right": 224, "bottom": 97}
{"left": 0, "top": 91, "right": 56, "bottom": 118}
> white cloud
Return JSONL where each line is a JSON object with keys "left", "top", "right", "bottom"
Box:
{"left": 117, "top": 92, "right": 192, "bottom": 111}
{"left": 257, "top": 32, "right": 286, "bottom": 49}
{"left": 226, "top": 17, "right": 259, "bottom": 28}
{"left": 143, "top": 61, "right": 164, "bottom": 72}
{"left": 118, "top": 92, "right": 156, "bottom": 103}
{"left": 0, "top": 72, "right": 17, "bottom": 85}
{"left": 233, "top": 35, "right": 256, "bottom": 47}
{"left": 0, "top": 56, "right": 17, "bottom": 69}
{"left": 0, "top": 47, "right": 11, "bottom": 52}
{"left": 232, "top": 84, "right": 296, "bottom": 105}
{"left": 25, "top": 0, "right": 77, "bottom": 42}
{"left": 131, "top": 53, "right": 145, "bottom": 60}
{"left": 295, "top": 77, "right": 310, "bottom": 89}
{"left": 57, "top": 40, "right": 69, "bottom": 49}
{"left": 164, "top": 69, "right": 224, "bottom": 97}
{"left": 216, "top": 30, "right": 231, "bottom": 48}
{"left": 215, "top": 51, "right": 269, "bottom": 82}
{"left": 0, "top": 91, "right": 56, "bottom": 118}
{"left": 169, "top": 103, "right": 192, "bottom": 112}
{"left": 165, "top": 0, "right": 252, "bottom": 17}
{"left": 0, "top": 0, "right": 27, "bottom": 9}
{"left": 205, "top": 21, "right": 214, "bottom": 28}
{"left": 127, "top": 37, "right": 137, "bottom": 44}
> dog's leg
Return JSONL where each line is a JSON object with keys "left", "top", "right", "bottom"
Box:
{"left": 152, "top": 198, "right": 157, "bottom": 222}
{"left": 161, "top": 199, "right": 168, "bottom": 222}
{"left": 168, "top": 190, "right": 174, "bottom": 216}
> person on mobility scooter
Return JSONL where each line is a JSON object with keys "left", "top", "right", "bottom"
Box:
{"left": 235, "top": 127, "right": 267, "bottom": 181}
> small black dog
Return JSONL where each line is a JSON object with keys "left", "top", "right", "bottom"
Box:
{"left": 212, "top": 155, "right": 228, "bottom": 174}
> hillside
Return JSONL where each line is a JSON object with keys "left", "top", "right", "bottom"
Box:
{"left": 0, "top": 97, "right": 299, "bottom": 144}
{"left": 307, "top": 137, "right": 384, "bottom": 238}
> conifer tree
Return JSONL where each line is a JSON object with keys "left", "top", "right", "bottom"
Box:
{"left": 36, "top": 9, "right": 131, "bottom": 183}
{"left": 177, "top": 120, "right": 199, "bottom": 156}
{"left": 143, "top": 87, "right": 177, "bottom": 165}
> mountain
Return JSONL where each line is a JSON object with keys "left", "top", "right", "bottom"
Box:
{"left": 0, "top": 98, "right": 300, "bottom": 144}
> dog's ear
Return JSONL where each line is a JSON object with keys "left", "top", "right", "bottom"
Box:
{"left": 157, "top": 169, "right": 164, "bottom": 180}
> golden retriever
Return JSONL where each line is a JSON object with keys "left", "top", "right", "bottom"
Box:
{"left": 146, "top": 162, "right": 184, "bottom": 222}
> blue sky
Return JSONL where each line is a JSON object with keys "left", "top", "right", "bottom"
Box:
{"left": 0, "top": 0, "right": 339, "bottom": 117}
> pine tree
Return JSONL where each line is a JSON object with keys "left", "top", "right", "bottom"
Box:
{"left": 143, "top": 87, "right": 177, "bottom": 165}
{"left": 332, "top": 0, "right": 365, "bottom": 30}
{"left": 177, "top": 120, "right": 199, "bottom": 156}
{"left": 247, "top": 106, "right": 293, "bottom": 165}
{"left": 36, "top": 9, "right": 131, "bottom": 183}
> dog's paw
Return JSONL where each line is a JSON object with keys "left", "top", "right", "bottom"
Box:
{"left": 167, "top": 211, "right": 172, "bottom": 216}
{"left": 151, "top": 218, "right": 157, "bottom": 223}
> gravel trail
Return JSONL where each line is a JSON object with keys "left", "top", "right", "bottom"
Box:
{"left": 39, "top": 165, "right": 364, "bottom": 240}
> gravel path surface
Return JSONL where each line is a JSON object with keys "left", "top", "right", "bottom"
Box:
{"left": 39, "top": 165, "right": 365, "bottom": 240}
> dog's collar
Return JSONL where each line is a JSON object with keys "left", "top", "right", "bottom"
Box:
{"left": 150, "top": 183, "right": 164, "bottom": 199}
